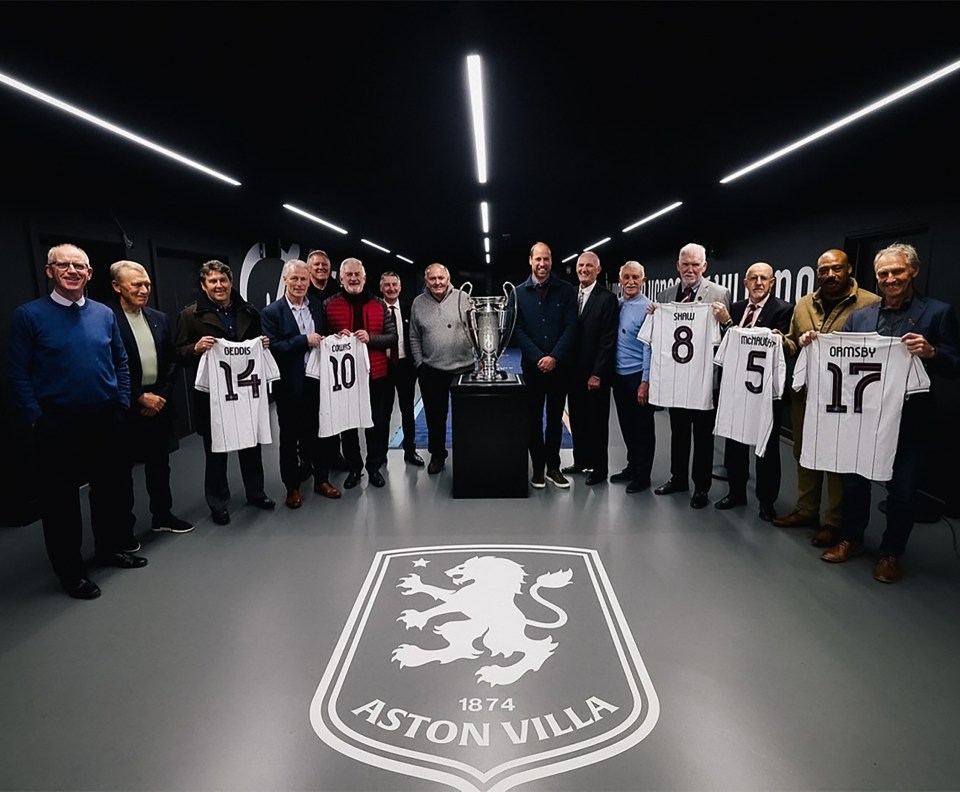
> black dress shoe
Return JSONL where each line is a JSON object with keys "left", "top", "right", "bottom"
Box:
{"left": 626, "top": 479, "right": 651, "bottom": 494}
{"left": 758, "top": 503, "right": 777, "bottom": 522}
{"left": 427, "top": 456, "right": 446, "bottom": 474}
{"left": 405, "top": 452, "right": 425, "bottom": 467}
{"left": 561, "top": 465, "right": 586, "bottom": 475}
{"left": 95, "top": 552, "right": 149, "bottom": 569}
{"left": 211, "top": 508, "right": 230, "bottom": 525}
{"left": 610, "top": 469, "right": 635, "bottom": 483}
{"left": 715, "top": 494, "right": 746, "bottom": 510}
{"left": 368, "top": 470, "right": 386, "bottom": 488}
{"left": 655, "top": 478, "right": 689, "bottom": 495}
{"left": 344, "top": 470, "right": 362, "bottom": 489}
{"left": 247, "top": 495, "right": 276, "bottom": 510}
{"left": 585, "top": 471, "right": 607, "bottom": 485}
{"left": 63, "top": 577, "right": 101, "bottom": 600}
{"left": 690, "top": 491, "right": 710, "bottom": 509}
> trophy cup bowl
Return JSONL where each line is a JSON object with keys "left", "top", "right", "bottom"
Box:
{"left": 459, "top": 281, "right": 518, "bottom": 382}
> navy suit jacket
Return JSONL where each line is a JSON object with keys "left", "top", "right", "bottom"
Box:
{"left": 110, "top": 302, "right": 180, "bottom": 404}
{"left": 573, "top": 286, "right": 619, "bottom": 381}
{"left": 731, "top": 294, "right": 793, "bottom": 334}
{"left": 261, "top": 296, "right": 326, "bottom": 399}
{"left": 383, "top": 298, "right": 415, "bottom": 360}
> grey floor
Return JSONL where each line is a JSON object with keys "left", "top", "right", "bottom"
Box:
{"left": 2, "top": 402, "right": 960, "bottom": 792}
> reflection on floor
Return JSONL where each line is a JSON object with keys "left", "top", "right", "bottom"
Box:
{"left": 2, "top": 405, "right": 959, "bottom": 791}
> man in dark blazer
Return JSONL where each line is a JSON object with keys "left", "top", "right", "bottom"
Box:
{"left": 654, "top": 242, "right": 731, "bottom": 509}
{"left": 379, "top": 271, "right": 423, "bottom": 467}
{"left": 712, "top": 262, "right": 794, "bottom": 520}
{"left": 820, "top": 242, "right": 960, "bottom": 583}
{"left": 261, "top": 259, "right": 342, "bottom": 508}
{"left": 562, "top": 251, "right": 619, "bottom": 485}
{"left": 110, "top": 260, "right": 194, "bottom": 537}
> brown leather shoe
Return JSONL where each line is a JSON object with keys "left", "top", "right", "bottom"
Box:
{"left": 820, "top": 540, "right": 865, "bottom": 563}
{"left": 285, "top": 488, "right": 303, "bottom": 509}
{"left": 772, "top": 510, "right": 817, "bottom": 528}
{"left": 810, "top": 525, "right": 839, "bottom": 548}
{"left": 315, "top": 481, "right": 342, "bottom": 499}
{"left": 874, "top": 555, "right": 901, "bottom": 583}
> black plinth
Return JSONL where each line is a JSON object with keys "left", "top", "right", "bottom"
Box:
{"left": 450, "top": 373, "right": 528, "bottom": 498}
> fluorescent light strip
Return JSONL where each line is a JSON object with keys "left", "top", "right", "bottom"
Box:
{"left": 622, "top": 201, "right": 683, "bottom": 233}
{"left": 480, "top": 201, "right": 489, "bottom": 233}
{"left": 283, "top": 204, "right": 348, "bottom": 234}
{"left": 485, "top": 253, "right": 491, "bottom": 264}
{"left": 484, "top": 237, "right": 490, "bottom": 253}
{"left": 361, "top": 238, "right": 391, "bottom": 254}
{"left": 396, "top": 254, "right": 414, "bottom": 264}
{"left": 720, "top": 57, "right": 960, "bottom": 184}
{"left": 0, "top": 69, "right": 242, "bottom": 186}
{"left": 584, "top": 237, "right": 611, "bottom": 251}
{"left": 562, "top": 253, "right": 578, "bottom": 263}
{"left": 466, "top": 55, "right": 488, "bottom": 184}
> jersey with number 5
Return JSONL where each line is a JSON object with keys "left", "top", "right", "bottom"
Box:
{"left": 792, "top": 331, "right": 930, "bottom": 480}
{"left": 195, "top": 340, "right": 281, "bottom": 452}
{"left": 307, "top": 335, "right": 373, "bottom": 437}
{"left": 638, "top": 301, "right": 721, "bottom": 410}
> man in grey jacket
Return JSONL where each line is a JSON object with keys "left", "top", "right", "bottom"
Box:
{"left": 409, "top": 263, "right": 474, "bottom": 474}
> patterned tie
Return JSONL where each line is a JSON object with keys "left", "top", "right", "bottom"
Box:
{"left": 389, "top": 305, "right": 398, "bottom": 360}
{"left": 743, "top": 303, "right": 759, "bottom": 328}
{"left": 681, "top": 286, "right": 694, "bottom": 303}
{"left": 578, "top": 290, "right": 585, "bottom": 315}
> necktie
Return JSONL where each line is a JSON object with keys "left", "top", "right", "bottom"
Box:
{"left": 681, "top": 286, "right": 694, "bottom": 303}
{"left": 743, "top": 303, "right": 759, "bottom": 327}
{"left": 389, "top": 305, "right": 398, "bottom": 360}
{"left": 578, "top": 290, "right": 585, "bottom": 315}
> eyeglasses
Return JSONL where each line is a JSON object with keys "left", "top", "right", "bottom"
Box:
{"left": 49, "top": 261, "right": 89, "bottom": 272}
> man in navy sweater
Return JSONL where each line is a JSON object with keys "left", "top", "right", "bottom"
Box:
{"left": 8, "top": 243, "right": 147, "bottom": 600}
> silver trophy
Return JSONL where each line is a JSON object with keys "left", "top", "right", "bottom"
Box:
{"left": 459, "top": 281, "right": 518, "bottom": 382}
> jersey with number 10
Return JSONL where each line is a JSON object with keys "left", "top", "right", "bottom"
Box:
{"left": 792, "top": 331, "right": 930, "bottom": 481}
{"left": 195, "top": 340, "right": 280, "bottom": 452}
{"left": 638, "top": 301, "right": 721, "bottom": 410}
{"left": 307, "top": 335, "right": 373, "bottom": 437}
{"left": 713, "top": 327, "right": 785, "bottom": 455}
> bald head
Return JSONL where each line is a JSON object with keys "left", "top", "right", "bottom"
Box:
{"left": 744, "top": 262, "right": 775, "bottom": 303}
{"left": 815, "top": 248, "right": 853, "bottom": 300}
{"left": 576, "top": 251, "right": 601, "bottom": 288}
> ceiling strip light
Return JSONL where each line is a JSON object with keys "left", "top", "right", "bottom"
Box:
{"left": 483, "top": 237, "right": 490, "bottom": 253}
{"left": 584, "top": 237, "right": 611, "bottom": 251}
{"left": 562, "top": 253, "right": 578, "bottom": 263}
{"left": 466, "top": 54, "right": 488, "bottom": 184}
{"left": 622, "top": 201, "right": 683, "bottom": 233}
{"left": 0, "top": 69, "right": 242, "bottom": 186}
{"left": 283, "top": 204, "right": 348, "bottom": 234}
{"left": 720, "top": 57, "right": 960, "bottom": 184}
{"left": 361, "top": 238, "right": 391, "bottom": 253}
{"left": 480, "top": 201, "right": 490, "bottom": 233}
{"left": 396, "top": 254, "right": 414, "bottom": 264}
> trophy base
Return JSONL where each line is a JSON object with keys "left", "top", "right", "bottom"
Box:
{"left": 460, "top": 372, "right": 521, "bottom": 385}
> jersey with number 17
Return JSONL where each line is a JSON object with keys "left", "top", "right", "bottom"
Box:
{"left": 792, "top": 331, "right": 930, "bottom": 481}
{"left": 306, "top": 335, "right": 373, "bottom": 437}
{"left": 194, "top": 340, "right": 281, "bottom": 453}
{"left": 638, "top": 301, "right": 721, "bottom": 410}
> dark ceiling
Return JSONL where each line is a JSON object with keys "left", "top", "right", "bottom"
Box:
{"left": 3, "top": 2, "right": 960, "bottom": 281}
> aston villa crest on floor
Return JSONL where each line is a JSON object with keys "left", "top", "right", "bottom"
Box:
{"left": 310, "top": 544, "right": 659, "bottom": 791}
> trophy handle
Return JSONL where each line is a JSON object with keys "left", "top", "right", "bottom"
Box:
{"left": 498, "top": 281, "right": 518, "bottom": 356}
{"left": 458, "top": 281, "right": 473, "bottom": 331}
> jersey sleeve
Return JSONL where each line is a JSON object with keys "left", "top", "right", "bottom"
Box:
{"left": 194, "top": 348, "right": 211, "bottom": 393}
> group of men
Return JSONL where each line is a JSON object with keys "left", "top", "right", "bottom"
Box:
{"left": 511, "top": 239, "right": 958, "bottom": 586}
{"left": 8, "top": 238, "right": 957, "bottom": 599}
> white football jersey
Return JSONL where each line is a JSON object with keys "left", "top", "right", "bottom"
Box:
{"left": 793, "top": 331, "right": 931, "bottom": 481}
{"left": 713, "top": 327, "right": 785, "bottom": 455}
{"left": 307, "top": 335, "right": 373, "bottom": 437}
{"left": 195, "top": 340, "right": 280, "bottom": 453}
{"left": 638, "top": 302, "right": 721, "bottom": 410}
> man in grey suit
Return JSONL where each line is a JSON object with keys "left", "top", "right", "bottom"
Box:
{"left": 653, "top": 242, "right": 731, "bottom": 509}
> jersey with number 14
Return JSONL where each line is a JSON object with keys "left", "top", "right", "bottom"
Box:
{"left": 638, "top": 301, "right": 721, "bottom": 410}
{"left": 713, "top": 327, "right": 785, "bottom": 455}
{"left": 792, "top": 331, "right": 930, "bottom": 481}
{"left": 195, "top": 340, "right": 280, "bottom": 453}
{"left": 307, "top": 335, "right": 373, "bottom": 437}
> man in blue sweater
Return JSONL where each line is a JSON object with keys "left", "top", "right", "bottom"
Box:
{"left": 512, "top": 241, "right": 578, "bottom": 489}
{"left": 8, "top": 243, "right": 147, "bottom": 600}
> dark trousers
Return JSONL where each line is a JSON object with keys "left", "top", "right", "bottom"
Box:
{"left": 201, "top": 435, "right": 266, "bottom": 511}
{"left": 841, "top": 414, "right": 925, "bottom": 558}
{"left": 723, "top": 399, "right": 783, "bottom": 506}
{"left": 385, "top": 357, "right": 418, "bottom": 455}
{"left": 275, "top": 380, "right": 332, "bottom": 490}
{"left": 522, "top": 363, "right": 568, "bottom": 473}
{"left": 124, "top": 405, "right": 175, "bottom": 518}
{"left": 612, "top": 371, "right": 656, "bottom": 485}
{"left": 567, "top": 372, "right": 612, "bottom": 475}
{"left": 341, "top": 376, "right": 390, "bottom": 473}
{"left": 417, "top": 365, "right": 458, "bottom": 459}
{"left": 668, "top": 405, "right": 716, "bottom": 492}
{"left": 34, "top": 406, "right": 129, "bottom": 583}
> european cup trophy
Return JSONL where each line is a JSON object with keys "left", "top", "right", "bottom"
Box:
{"left": 459, "top": 281, "right": 518, "bottom": 382}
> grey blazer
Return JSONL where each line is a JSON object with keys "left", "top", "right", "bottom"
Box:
{"left": 657, "top": 278, "right": 731, "bottom": 309}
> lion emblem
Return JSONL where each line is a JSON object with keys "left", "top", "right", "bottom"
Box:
{"left": 391, "top": 555, "right": 573, "bottom": 686}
